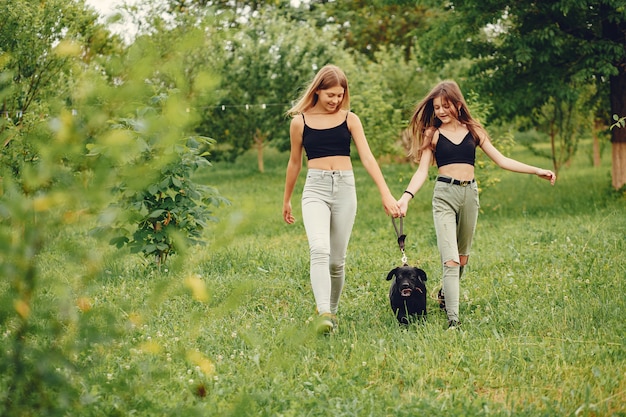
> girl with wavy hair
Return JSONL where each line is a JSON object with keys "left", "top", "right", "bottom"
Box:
{"left": 398, "top": 80, "right": 556, "bottom": 329}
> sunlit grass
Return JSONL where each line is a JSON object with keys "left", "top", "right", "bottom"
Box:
{"left": 12, "top": 142, "right": 626, "bottom": 415}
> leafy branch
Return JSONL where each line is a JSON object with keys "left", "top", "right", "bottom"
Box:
{"left": 611, "top": 114, "right": 625, "bottom": 130}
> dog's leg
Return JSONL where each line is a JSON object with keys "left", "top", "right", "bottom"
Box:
{"left": 398, "top": 306, "right": 409, "bottom": 326}
{"left": 391, "top": 299, "right": 409, "bottom": 326}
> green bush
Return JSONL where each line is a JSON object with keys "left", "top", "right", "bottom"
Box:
{"left": 101, "top": 130, "right": 228, "bottom": 266}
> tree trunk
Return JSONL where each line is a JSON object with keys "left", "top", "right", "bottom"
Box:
{"left": 612, "top": 142, "right": 626, "bottom": 189}
{"left": 610, "top": 67, "right": 626, "bottom": 189}
{"left": 550, "top": 119, "right": 558, "bottom": 173}
{"left": 254, "top": 129, "right": 265, "bottom": 173}
{"left": 602, "top": 3, "right": 626, "bottom": 189}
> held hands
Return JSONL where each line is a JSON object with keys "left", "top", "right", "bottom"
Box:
{"left": 382, "top": 193, "right": 402, "bottom": 218}
{"left": 537, "top": 169, "right": 557, "bottom": 185}
{"left": 397, "top": 193, "right": 411, "bottom": 217}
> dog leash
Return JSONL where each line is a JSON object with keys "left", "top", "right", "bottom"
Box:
{"left": 391, "top": 216, "right": 408, "bottom": 265}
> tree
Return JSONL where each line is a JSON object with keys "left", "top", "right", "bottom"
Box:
{"left": 85, "top": 19, "right": 228, "bottom": 265}
{"left": 195, "top": 10, "right": 351, "bottom": 168}
{"left": 0, "top": 1, "right": 124, "bottom": 413}
{"left": 420, "top": 0, "right": 626, "bottom": 188}
{"left": 310, "top": 0, "right": 430, "bottom": 62}
{"left": 0, "top": 4, "right": 227, "bottom": 412}
{"left": 344, "top": 46, "right": 430, "bottom": 160}
{"left": 0, "top": 0, "right": 118, "bottom": 180}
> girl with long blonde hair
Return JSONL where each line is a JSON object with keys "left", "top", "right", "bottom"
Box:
{"left": 283, "top": 64, "right": 399, "bottom": 334}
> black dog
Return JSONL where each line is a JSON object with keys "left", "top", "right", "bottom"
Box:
{"left": 386, "top": 265, "right": 427, "bottom": 325}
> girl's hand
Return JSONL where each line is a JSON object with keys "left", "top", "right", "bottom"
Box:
{"left": 397, "top": 195, "right": 410, "bottom": 217}
{"left": 537, "top": 169, "right": 556, "bottom": 185}
{"left": 283, "top": 202, "right": 295, "bottom": 224}
{"left": 382, "top": 193, "right": 401, "bottom": 218}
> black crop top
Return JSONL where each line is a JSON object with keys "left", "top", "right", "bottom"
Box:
{"left": 302, "top": 113, "right": 351, "bottom": 160}
{"left": 435, "top": 131, "right": 477, "bottom": 168}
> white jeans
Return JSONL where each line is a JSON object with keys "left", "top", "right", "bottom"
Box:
{"left": 301, "top": 169, "right": 357, "bottom": 314}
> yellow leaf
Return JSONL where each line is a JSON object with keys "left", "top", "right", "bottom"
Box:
{"left": 54, "top": 40, "right": 82, "bottom": 57}
{"left": 139, "top": 341, "right": 162, "bottom": 355}
{"left": 101, "top": 130, "right": 134, "bottom": 148}
{"left": 76, "top": 297, "right": 92, "bottom": 312}
{"left": 129, "top": 312, "right": 143, "bottom": 327}
{"left": 187, "top": 350, "right": 215, "bottom": 376}
{"left": 184, "top": 274, "right": 209, "bottom": 302}
{"left": 14, "top": 299, "right": 30, "bottom": 319}
{"left": 33, "top": 196, "right": 52, "bottom": 212}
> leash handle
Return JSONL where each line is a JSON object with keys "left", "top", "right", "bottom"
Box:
{"left": 391, "top": 217, "right": 408, "bottom": 264}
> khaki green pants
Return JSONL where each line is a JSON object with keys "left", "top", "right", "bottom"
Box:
{"left": 432, "top": 177, "right": 480, "bottom": 322}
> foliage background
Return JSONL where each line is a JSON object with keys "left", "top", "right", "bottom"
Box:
{"left": 1, "top": 0, "right": 625, "bottom": 415}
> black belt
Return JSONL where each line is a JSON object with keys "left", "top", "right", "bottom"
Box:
{"left": 437, "top": 176, "right": 475, "bottom": 186}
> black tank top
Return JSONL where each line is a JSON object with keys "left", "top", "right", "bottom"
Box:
{"left": 302, "top": 113, "right": 351, "bottom": 160}
{"left": 435, "top": 131, "right": 477, "bottom": 168}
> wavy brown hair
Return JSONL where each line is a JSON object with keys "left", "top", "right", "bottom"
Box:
{"left": 407, "top": 80, "right": 487, "bottom": 163}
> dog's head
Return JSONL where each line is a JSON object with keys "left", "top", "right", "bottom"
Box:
{"left": 386, "top": 265, "right": 427, "bottom": 297}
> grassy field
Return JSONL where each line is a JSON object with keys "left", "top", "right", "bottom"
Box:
{"left": 6, "top": 141, "right": 626, "bottom": 416}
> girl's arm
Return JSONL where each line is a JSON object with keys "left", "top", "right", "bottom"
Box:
{"left": 398, "top": 146, "right": 433, "bottom": 217}
{"left": 283, "top": 117, "right": 304, "bottom": 224}
{"left": 480, "top": 135, "right": 556, "bottom": 185}
{"left": 348, "top": 112, "right": 399, "bottom": 217}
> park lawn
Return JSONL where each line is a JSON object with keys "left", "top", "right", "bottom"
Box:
{"left": 12, "top": 141, "right": 626, "bottom": 416}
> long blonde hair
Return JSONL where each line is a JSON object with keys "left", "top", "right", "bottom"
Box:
{"left": 407, "top": 80, "right": 487, "bottom": 162}
{"left": 286, "top": 65, "right": 350, "bottom": 116}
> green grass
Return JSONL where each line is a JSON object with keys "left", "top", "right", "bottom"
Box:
{"left": 5, "top": 142, "right": 626, "bottom": 416}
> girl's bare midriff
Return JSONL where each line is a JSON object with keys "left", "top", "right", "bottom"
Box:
{"left": 437, "top": 162, "right": 475, "bottom": 181}
{"left": 307, "top": 155, "right": 353, "bottom": 171}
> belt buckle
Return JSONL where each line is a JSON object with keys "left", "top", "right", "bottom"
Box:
{"left": 459, "top": 180, "right": 470, "bottom": 186}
